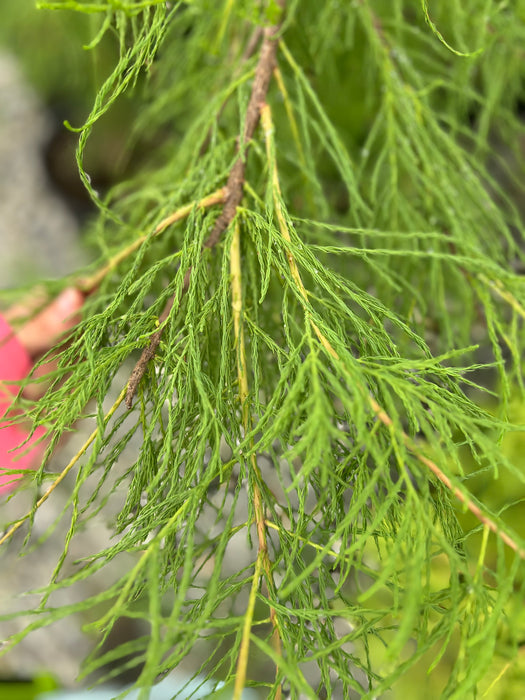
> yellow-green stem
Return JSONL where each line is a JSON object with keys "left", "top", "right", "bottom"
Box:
{"left": 230, "top": 221, "right": 282, "bottom": 699}
{"left": 233, "top": 551, "right": 264, "bottom": 700}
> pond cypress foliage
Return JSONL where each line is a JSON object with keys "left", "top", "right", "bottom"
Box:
{"left": 2, "top": 1, "right": 525, "bottom": 698}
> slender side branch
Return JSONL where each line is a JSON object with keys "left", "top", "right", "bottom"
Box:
{"left": 1, "top": 189, "right": 226, "bottom": 354}
{"left": 125, "top": 7, "right": 285, "bottom": 408}
{"left": 261, "top": 102, "right": 525, "bottom": 560}
{"left": 78, "top": 189, "right": 226, "bottom": 293}
{"left": 0, "top": 387, "right": 127, "bottom": 548}
{"left": 231, "top": 221, "right": 282, "bottom": 699}
{"left": 272, "top": 66, "right": 308, "bottom": 177}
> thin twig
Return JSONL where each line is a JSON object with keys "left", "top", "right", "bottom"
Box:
{"left": 261, "top": 102, "right": 525, "bottom": 561}
{"left": 125, "top": 7, "right": 284, "bottom": 409}
{"left": 0, "top": 387, "right": 127, "bottom": 548}
{"left": 234, "top": 552, "right": 265, "bottom": 700}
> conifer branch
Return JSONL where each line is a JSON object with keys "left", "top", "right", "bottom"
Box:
{"left": 261, "top": 102, "right": 525, "bottom": 561}
{"left": 202, "top": 6, "right": 284, "bottom": 250}
{"left": 125, "top": 5, "right": 285, "bottom": 408}
{"left": 5, "top": 3, "right": 525, "bottom": 695}
{"left": 230, "top": 221, "right": 282, "bottom": 698}
{"left": 1, "top": 189, "right": 226, "bottom": 344}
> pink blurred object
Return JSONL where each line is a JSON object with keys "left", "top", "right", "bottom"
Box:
{"left": 0, "top": 315, "right": 45, "bottom": 495}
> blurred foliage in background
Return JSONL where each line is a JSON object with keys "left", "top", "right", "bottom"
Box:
{"left": 0, "top": 0, "right": 144, "bottom": 214}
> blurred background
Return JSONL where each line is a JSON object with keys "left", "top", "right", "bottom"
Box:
{"left": 0, "top": 0, "right": 147, "bottom": 287}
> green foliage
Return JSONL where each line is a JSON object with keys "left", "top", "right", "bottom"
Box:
{"left": 2, "top": 1, "right": 525, "bottom": 698}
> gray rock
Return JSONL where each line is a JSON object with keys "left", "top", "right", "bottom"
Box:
{"left": 0, "top": 52, "right": 82, "bottom": 287}
{"left": 0, "top": 51, "right": 91, "bottom": 685}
